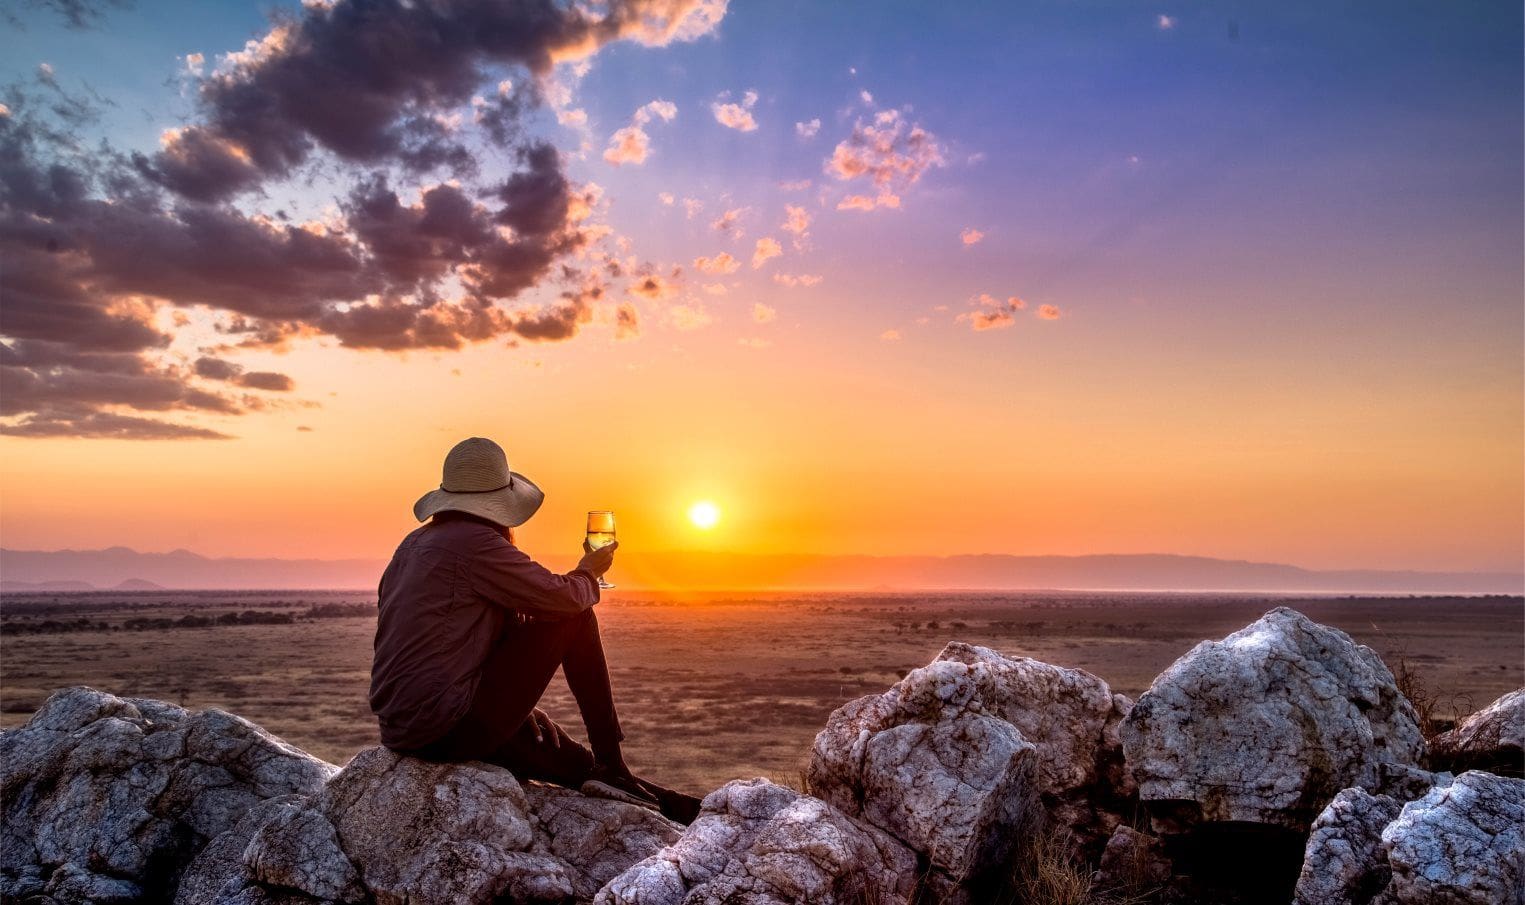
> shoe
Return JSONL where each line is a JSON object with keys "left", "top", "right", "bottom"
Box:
{"left": 580, "top": 764, "right": 660, "bottom": 812}
{"left": 631, "top": 776, "right": 703, "bottom": 825}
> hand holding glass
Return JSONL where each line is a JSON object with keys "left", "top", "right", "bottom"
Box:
{"left": 586, "top": 510, "right": 616, "bottom": 589}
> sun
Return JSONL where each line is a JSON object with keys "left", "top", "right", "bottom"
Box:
{"left": 688, "top": 501, "right": 721, "bottom": 530}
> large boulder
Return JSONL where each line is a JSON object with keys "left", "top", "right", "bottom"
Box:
{"left": 214, "top": 746, "right": 680, "bottom": 905}
{"left": 597, "top": 778, "right": 919, "bottom": 905}
{"left": 1121, "top": 607, "right": 1426, "bottom": 834}
{"left": 808, "top": 653, "right": 1040, "bottom": 884}
{"left": 0, "top": 687, "right": 336, "bottom": 904}
{"left": 1430, "top": 688, "right": 1524, "bottom": 777}
{"left": 1382, "top": 770, "right": 1525, "bottom": 903}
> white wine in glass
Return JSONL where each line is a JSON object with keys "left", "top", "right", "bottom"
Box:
{"left": 586, "top": 510, "right": 616, "bottom": 589}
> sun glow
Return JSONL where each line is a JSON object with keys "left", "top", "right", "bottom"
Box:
{"left": 688, "top": 500, "right": 720, "bottom": 529}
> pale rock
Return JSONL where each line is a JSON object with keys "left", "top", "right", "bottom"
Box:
{"left": 1293, "top": 787, "right": 1404, "bottom": 905}
{"left": 0, "top": 687, "right": 335, "bottom": 904}
{"left": 524, "top": 783, "right": 682, "bottom": 899}
{"left": 596, "top": 778, "right": 919, "bottom": 905}
{"left": 1382, "top": 770, "right": 1525, "bottom": 904}
{"left": 1121, "top": 607, "right": 1425, "bottom": 833}
{"left": 808, "top": 656, "right": 1040, "bottom": 880}
{"left": 1430, "top": 688, "right": 1524, "bottom": 777}
{"left": 1090, "top": 825, "right": 1171, "bottom": 893}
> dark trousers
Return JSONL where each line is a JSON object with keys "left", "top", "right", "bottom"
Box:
{"left": 410, "top": 607, "right": 624, "bottom": 788}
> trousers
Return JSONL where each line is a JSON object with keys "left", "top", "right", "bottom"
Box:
{"left": 407, "top": 607, "right": 624, "bottom": 788}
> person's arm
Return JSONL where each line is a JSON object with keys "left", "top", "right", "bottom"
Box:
{"left": 470, "top": 531, "right": 614, "bottom": 617}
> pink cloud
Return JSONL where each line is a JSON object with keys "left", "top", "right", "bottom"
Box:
{"left": 711, "top": 206, "right": 747, "bottom": 236}
{"left": 751, "top": 236, "right": 782, "bottom": 268}
{"left": 825, "top": 107, "right": 943, "bottom": 210}
{"left": 772, "top": 273, "right": 823, "bottom": 288}
{"left": 712, "top": 89, "right": 759, "bottom": 132}
{"left": 693, "top": 252, "right": 740, "bottom": 274}
{"left": 1038, "top": 304, "right": 1062, "bottom": 320}
{"left": 752, "top": 303, "right": 776, "bottom": 324}
{"left": 880, "top": 329, "right": 902, "bottom": 341}
{"left": 960, "top": 227, "right": 985, "bottom": 245}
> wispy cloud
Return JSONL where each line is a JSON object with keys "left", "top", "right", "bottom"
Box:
{"left": 711, "top": 206, "right": 747, "bottom": 237}
{"left": 772, "top": 273, "right": 823, "bottom": 288}
{"left": 752, "top": 303, "right": 776, "bottom": 324}
{"left": 880, "top": 329, "right": 902, "bottom": 342}
{"left": 781, "top": 204, "right": 811, "bottom": 248}
{"left": 603, "top": 99, "right": 677, "bottom": 166}
{"left": 795, "top": 118, "right": 820, "bottom": 139}
{"left": 826, "top": 107, "right": 945, "bottom": 212}
{"left": 693, "top": 252, "right": 740, "bottom": 275}
{"left": 960, "top": 227, "right": 984, "bottom": 246}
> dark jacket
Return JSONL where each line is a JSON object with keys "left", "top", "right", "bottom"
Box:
{"left": 369, "top": 512, "right": 600, "bottom": 750}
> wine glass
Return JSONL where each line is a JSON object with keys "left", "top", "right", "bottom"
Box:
{"left": 586, "top": 510, "right": 616, "bottom": 589}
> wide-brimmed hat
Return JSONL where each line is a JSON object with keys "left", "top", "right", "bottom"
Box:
{"left": 413, "top": 437, "right": 545, "bottom": 528}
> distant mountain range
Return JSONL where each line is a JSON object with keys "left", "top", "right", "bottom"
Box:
{"left": 0, "top": 546, "right": 1520, "bottom": 594}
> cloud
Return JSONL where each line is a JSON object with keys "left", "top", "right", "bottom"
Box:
{"left": 711, "top": 89, "right": 758, "bottom": 132}
{"left": 615, "top": 302, "right": 639, "bottom": 339}
{"left": 628, "top": 272, "right": 679, "bottom": 300}
{"left": 781, "top": 204, "right": 810, "bottom": 248}
{"left": 960, "top": 227, "right": 984, "bottom": 245}
{"left": 603, "top": 99, "right": 677, "bottom": 166}
{"left": 693, "top": 252, "right": 740, "bottom": 274}
{"left": 736, "top": 336, "right": 770, "bottom": 348}
{"left": 778, "top": 179, "right": 812, "bottom": 191}
{"left": 1, "top": 0, "right": 726, "bottom": 438}
{"left": 772, "top": 273, "right": 822, "bottom": 288}
{"left": 710, "top": 206, "right": 747, "bottom": 237}
{"left": 795, "top": 118, "right": 820, "bottom": 139}
{"left": 880, "top": 329, "right": 901, "bottom": 342}
{"left": 751, "top": 236, "right": 782, "bottom": 269}
{"left": 1038, "top": 304, "right": 1062, "bottom": 320}
{"left": 956, "top": 293, "right": 1028, "bottom": 331}
{"left": 193, "top": 356, "right": 296, "bottom": 391}
{"left": 21, "top": 0, "right": 130, "bottom": 29}
{"left": 658, "top": 191, "right": 674, "bottom": 205}
{"left": 752, "top": 303, "right": 776, "bottom": 324}
{"left": 667, "top": 303, "right": 713, "bottom": 331}
{"left": 701, "top": 282, "right": 728, "bottom": 295}
{"left": 1157, "top": 13, "right": 1175, "bottom": 29}
{"left": 682, "top": 197, "right": 703, "bottom": 218}
{"left": 825, "top": 107, "right": 944, "bottom": 211}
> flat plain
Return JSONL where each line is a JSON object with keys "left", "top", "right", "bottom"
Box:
{"left": 1, "top": 590, "right": 1519, "bottom": 794}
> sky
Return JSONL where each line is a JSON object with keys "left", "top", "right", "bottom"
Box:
{"left": 0, "top": 0, "right": 1520, "bottom": 575}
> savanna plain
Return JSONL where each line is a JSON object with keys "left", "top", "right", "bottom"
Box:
{"left": 2, "top": 591, "right": 1519, "bottom": 793}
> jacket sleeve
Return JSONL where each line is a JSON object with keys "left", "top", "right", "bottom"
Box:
{"left": 470, "top": 532, "right": 600, "bottom": 616}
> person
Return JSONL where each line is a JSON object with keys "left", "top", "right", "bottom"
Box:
{"left": 369, "top": 436, "right": 700, "bottom": 823}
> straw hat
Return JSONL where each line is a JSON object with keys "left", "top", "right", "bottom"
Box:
{"left": 413, "top": 437, "right": 545, "bottom": 528}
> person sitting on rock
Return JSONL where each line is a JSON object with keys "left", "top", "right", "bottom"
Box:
{"left": 369, "top": 437, "right": 701, "bottom": 824}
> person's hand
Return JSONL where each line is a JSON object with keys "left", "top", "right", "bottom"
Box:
{"left": 528, "top": 708, "right": 560, "bottom": 747}
{"left": 578, "top": 540, "right": 618, "bottom": 577}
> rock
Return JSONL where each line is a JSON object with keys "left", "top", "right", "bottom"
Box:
{"left": 174, "top": 796, "right": 306, "bottom": 905}
{"left": 523, "top": 783, "right": 682, "bottom": 900}
{"left": 1090, "top": 825, "right": 1172, "bottom": 893}
{"left": 223, "top": 746, "right": 680, "bottom": 905}
{"left": 1430, "top": 688, "right": 1524, "bottom": 777}
{"left": 1382, "top": 770, "right": 1525, "bottom": 904}
{"left": 0, "top": 687, "right": 336, "bottom": 904}
{"left": 596, "top": 778, "right": 919, "bottom": 905}
{"left": 1121, "top": 607, "right": 1426, "bottom": 834}
{"left": 809, "top": 655, "right": 1040, "bottom": 882}
{"left": 1293, "top": 788, "right": 1405, "bottom": 905}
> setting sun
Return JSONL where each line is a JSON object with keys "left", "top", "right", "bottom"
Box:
{"left": 688, "top": 501, "right": 721, "bottom": 530}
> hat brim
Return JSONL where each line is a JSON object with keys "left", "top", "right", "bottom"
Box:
{"left": 412, "top": 471, "right": 545, "bottom": 528}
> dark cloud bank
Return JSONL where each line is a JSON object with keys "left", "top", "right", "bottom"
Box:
{"left": 0, "top": 0, "right": 724, "bottom": 438}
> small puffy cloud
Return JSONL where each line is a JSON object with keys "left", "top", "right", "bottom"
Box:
{"left": 859, "top": 89, "right": 873, "bottom": 105}
{"left": 781, "top": 204, "right": 810, "bottom": 247}
{"left": 711, "top": 206, "right": 747, "bottom": 236}
{"left": 693, "top": 252, "right": 740, "bottom": 274}
{"left": 1038, "top": 304, "right": 1062, "bottom": 320}
{"left": 603, "top": 99, "right": 678, "bottom": 166}
{"left": 751, "top": 237, "right": 782, "bottom": 269}
{"left": 668, "top": 304, "right": 713, "bottom": 331}
{"left": 682, "top": 197, "right": 703, "bottom": 218}
{"left": 615, "top": 302, "right": 640, "bottom": 339}
{"left": 752, "top": 303, "right": 776, "bottom": 324}
{"left": 772, "top": 273, "right": 822, "bottom": 288}
{"left": 957, "top": 293, "right": 1027, "bottom": 331}
{"left": 184, "top": 52, "right": 205, "bottom": 76}
{"left": 826, "top": 107, "right": 943, "bottom": 212}
{"left": 629, "top": 273, "right": 678, "bottom": 300}
{"left": 795, "top": 118, "right": 820, "bottom": 139}
{"left": 960, "top": 227, "right": 984, "bottom": 246}
{"left": 1157, "top": 13, "right": 1175, "bottom": 29}
{"left": 658, "top": 191, "right": 675, "bottom": 205}
{"left": 737, "top": 337, "right": 771, "bottom": 348}
{"left": 880, "top": 329, "right": 902, "bottom": 341}
{"left": 712, "top": 89, "right": 759, "bottom": 132}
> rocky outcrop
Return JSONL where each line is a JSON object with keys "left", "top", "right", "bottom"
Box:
{"left": 208, "top": 746, "right": 681, "bottom": 905}
{"left": 808, "top": 654, "right": 1040, "bottom": 885}
{"left": 1090, "top": 825, "right": 1171, "bottom": 893}
{"left": 596, "top": 778, "right": 919, "bottom": 905}
{"left": 0, "top": 687, "right": 335, "bottom": 904}
{"left": 1121, "top": 607, "right": 1426, "bottom": 834}
{"left": 1430, "top": 687, "right": 1524, "bottom": 777}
